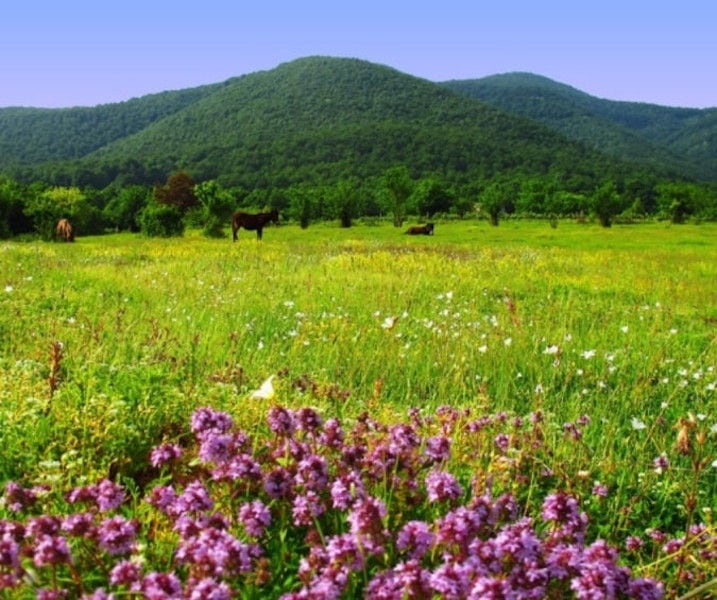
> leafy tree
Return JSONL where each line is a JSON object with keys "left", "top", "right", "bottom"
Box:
{"left": 194, "top": 180, "right": 235, "bottom": 237}
{"left": 0, "top": 177, "right": 32, "bottom": 238}
{"left": 329, "top": 177, "right": 363, "bottom": 228}
{"left": 480, "top": 181, "right": 511, "bottom": 226}
{"left": 287, "top": 183, "right": 318, "bottom": 229}
{"left": 103, "top": 185, "right": 150, "bottom": 232}
{"left": 413, "top": 177, "right": 453, "bottom": 217}
{"left": 154, "top": 171, "right": 198, "bottom": 214}
{"left": 451, "top": 193, "right": 475, "bottom": 218}
{"left": 138, "top": 203, "right": 185, "bottom": 237}
{"left": 590, "top": 180, "right": 622, "bottom": 227}
{"left": 380, "top": 166, "right": 413, "bottom": 227}
{"left": 656, "top": 181, "right": 702, "bottom": 224}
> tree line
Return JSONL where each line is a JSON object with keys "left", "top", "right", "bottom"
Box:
{"left": 1, "top": 168, "right": 715, "bottom": 240}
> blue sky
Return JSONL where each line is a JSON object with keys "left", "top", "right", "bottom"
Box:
{"left": 1, "top": 0, "right": 715, "bottom": 108}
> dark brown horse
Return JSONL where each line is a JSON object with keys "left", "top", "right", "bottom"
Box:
{"left": 405, "top": 223, "right": 435, "bottom": 235}
{"left": 231, "top": 209, "right": 279, "bottom": 241}
{"left": 55, "top": 218, "right": 75, "bottom": 242}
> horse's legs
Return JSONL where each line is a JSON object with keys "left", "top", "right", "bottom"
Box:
{"left": 257, "top": 228, "right": 263, "bottom": 241}
{"left": 232, "top": 224, "right": 238, "bottom": 242}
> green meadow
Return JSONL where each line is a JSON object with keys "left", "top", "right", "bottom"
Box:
{"left": 1, "top": 219, "right": 715, "bottom": 596}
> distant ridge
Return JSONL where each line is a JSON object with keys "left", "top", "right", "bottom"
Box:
{"left": 442, "top": 72, "right": 717, "bottom": 180}
{"left": 0, "top": 56, "right": 714, "bottom": 187}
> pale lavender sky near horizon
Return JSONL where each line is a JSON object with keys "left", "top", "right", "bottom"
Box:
{"left": 1, "top": 0, "right": 715, "bottom": 109}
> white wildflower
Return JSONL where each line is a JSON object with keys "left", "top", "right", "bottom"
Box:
{"left": 631, "top": 417, "right": 647, "bottom": 430}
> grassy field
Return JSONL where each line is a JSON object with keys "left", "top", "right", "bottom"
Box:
{"left": 0, "top": 219, "right": 715, "bottom": 598}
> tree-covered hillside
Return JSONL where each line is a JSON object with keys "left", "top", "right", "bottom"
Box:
{"left": 443, "top": 72, "right": 717, "bottom": 181}
{"left": 0, "top": 83, "right": 222, "bottom": 167}
{"left": 77, "top": 57, "right": 627, "bottom": 190}
{"left": 1, "top": 57, "right": 655, "bottom": 190}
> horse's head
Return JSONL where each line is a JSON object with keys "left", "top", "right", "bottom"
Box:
{"left": 270, "top": 209, "right": 280, "bottom": 225}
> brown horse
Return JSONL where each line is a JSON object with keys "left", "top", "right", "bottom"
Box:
{"left": 55, "top": 218, "right": 75, "bottom": 242}
{"left": 405, "top": 223, "right": 435, "bottom": 235}
{"left": 231, "top": 209, "right": 279, "bottom": 241}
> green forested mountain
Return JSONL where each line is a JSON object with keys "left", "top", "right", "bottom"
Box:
{"left": 0, "top": 57, "right": 712, "bottom": 191}
{"left": 78, "top": 56, "right": 627, "bottom": 189}
{"left": 442, "top": 72, "right": 717, "bottom": 181}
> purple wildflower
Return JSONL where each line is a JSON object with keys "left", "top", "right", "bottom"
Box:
{"left": 388, "top": 423, "right": 421, "bottom": 456}
{"left": 425, "top": 435, "right": 451, "bottom": 463}
{"left": 238, "top": 500, "right": 271, "bottom": 538}
{"left": 296, "top": 407, "right": 323, "bottom": 433}
{"left": 347, "top": 496, "right": 387, "bottom": 537}
{"left": 429, "top": 562, "right": 472, "bottom": 599}
{"left": 662, "top": 537, "right": 684, "bottom": 555}
{"left": 436, "top": 506, "right": 487, "bottom": 556}
{"left": 263, "top": 467, "right": 294, "bottom": 499}
{"left": 198, "top": 433, "right": 235, "bottom": 464}
{"left": 365, "top": 560, "right": 432, "bottom": 599}
{"left": 545, "top": 542, "right": 583, "bottom": 579}
{"left": 494, "top": 433, "right": 510, "bottom": 453}
{"left": 3, "top": 482, "right": 38, "bottom": 512}
{"left": 563, "top": 422, "right": 583, "bottom": 441}
{"left": 541, "top": 491, "right": 588, "bottom": 543}
{"left": 425, "top": 469, "right": 463, "bottom": 503}
{"left": 187, "top": 578, "right": 232, "bottom": 600}
{"left": 592, "top": 482, "right": 609, "bottom": 498}
{"left": 175, "top": 527, "right": 256, "bottom": 577}
{"left": 97, "top": 515, "right": 138, "bottom": 555}
{"left": 109, "top": 559, "right": 142, "bottom": 587}
{"left": 211, "top": 452, "right": 262, "bottom": 482}
{"left": 141, "top": 572, "right": 183, "bottom": 599}
{"left": 653, "top": 453, "right": 669, "bottom": 474}
{"left": 94, "top": 479, "right": 125, "bottom": 512}
{"left": 26, "top": 515, "right": 61, "bottom": 537}
{"left": 292, "top": 491, "right": 325, "bottom": 526}
{"left": 396, "top": 521, "right": 435, "bottom": 559}
{"left": 326, "top": 532, "right": 365, "bottom": 572}
{"left": 330, "top": 472, "right": 366, "bottom": 510}
{"left": 628, "top": 578, "right": 664, "bottom": 600}
{"left": 625, "top": 536, "right": 644, "bottom": 552}
{"left": 570, "top": 540, "right": 632, "bottom": 598}
{"left": 295, "top": 454, "right": 330, "bottom": 491}
{"left": 61, "top": 512, "right": 96, "bottom": 538}
{"left": 0, "top": 534, "right": 21, "bottom": 575}
{"left": 190, "top": 407, "right": 234, "bottom": 439}
{"left": 149, "top": 443, "right": 182, "bottom": 468}
{"left": 267, "top": 405, "right": 296, "bottom": 437}
{"left": 493, "top": 517, "right": 541, "bottom": 564}
{"left": 171, "top": 480, "right": 213, "bottom": 516}
{"left": 33, "top": 534, "right": 71, "bottom": 567}
{"left": 319, "top": 417, "right": 345, "bottom": 448}
{"left": 469, "top": 576, "right": 515, "bottom": 600}
{"left": 145, "top": 485, "right": 177, "bottom": 514}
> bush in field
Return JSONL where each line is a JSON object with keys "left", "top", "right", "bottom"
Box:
{"left": 193, "top": 180, "right": 235, "bottom": 238}
{"left": 138, "top": 202, "right": 185, "bottom": 237}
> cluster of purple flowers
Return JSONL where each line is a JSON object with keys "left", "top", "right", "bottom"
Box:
{"left": 2, "top": 403, "right": 702, "bottom": 598}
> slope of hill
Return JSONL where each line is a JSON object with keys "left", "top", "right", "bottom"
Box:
{"left": 0, "top": 83, "right": 223, "bottom": 166}
{"left": 442, "top": 72, "right": 717, "bottom": 181}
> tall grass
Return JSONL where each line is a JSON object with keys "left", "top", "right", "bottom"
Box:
{"left": 0, "top": 220, "right": 715, "bottom": 596}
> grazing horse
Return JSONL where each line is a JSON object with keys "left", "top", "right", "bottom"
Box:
{"left": 231, "top": 209, "right": 279, "bottom": 241}
{"left": 55, "top": 218, "right": 75, "bottom": 242}
{"left": 405, "top": 223, "right": 435, "bottom": 236}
